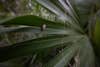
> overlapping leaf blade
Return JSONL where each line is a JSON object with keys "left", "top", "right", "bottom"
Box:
{"left": 0, "top": 35, "right": 82, "bottom": 62}
{"left": 0, "top": 26, "right": 80, "bottom": 35}
{"left": 0, "top": 15, "right": 67, "bottom": 29}
{"left": 43, "top": 36, "right": 95, "bottom": 67}
{"left": 45, "top": 42, "right": 79, "bottom": 67}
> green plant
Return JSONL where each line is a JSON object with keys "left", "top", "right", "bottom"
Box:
{"left": 0, "top": 0, "right": 99, "bottom": 67}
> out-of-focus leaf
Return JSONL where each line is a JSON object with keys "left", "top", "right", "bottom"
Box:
{"left": 96, "top": 0, "right": 100, "bottom": 10}
{"left": 70, "top": 0, "right": 95, "bottom": 27}
{"left": 93, "top": 11, "right": 100, "bottom": 57}
{"left": 79, "top": 37, "right": 95, "bottom": 67}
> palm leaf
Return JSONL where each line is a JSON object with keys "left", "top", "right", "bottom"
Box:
{"left": 0, "top": 35, "right": 83, "bottom": 62}
{"left": 45, "top": 42, "right": 79, "bottom": 67}
{"left": 0, "top": 0, "right": 96, "bottom": 67}
{"left": 0, "top": 15, "right": 66, "bottom": 29}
